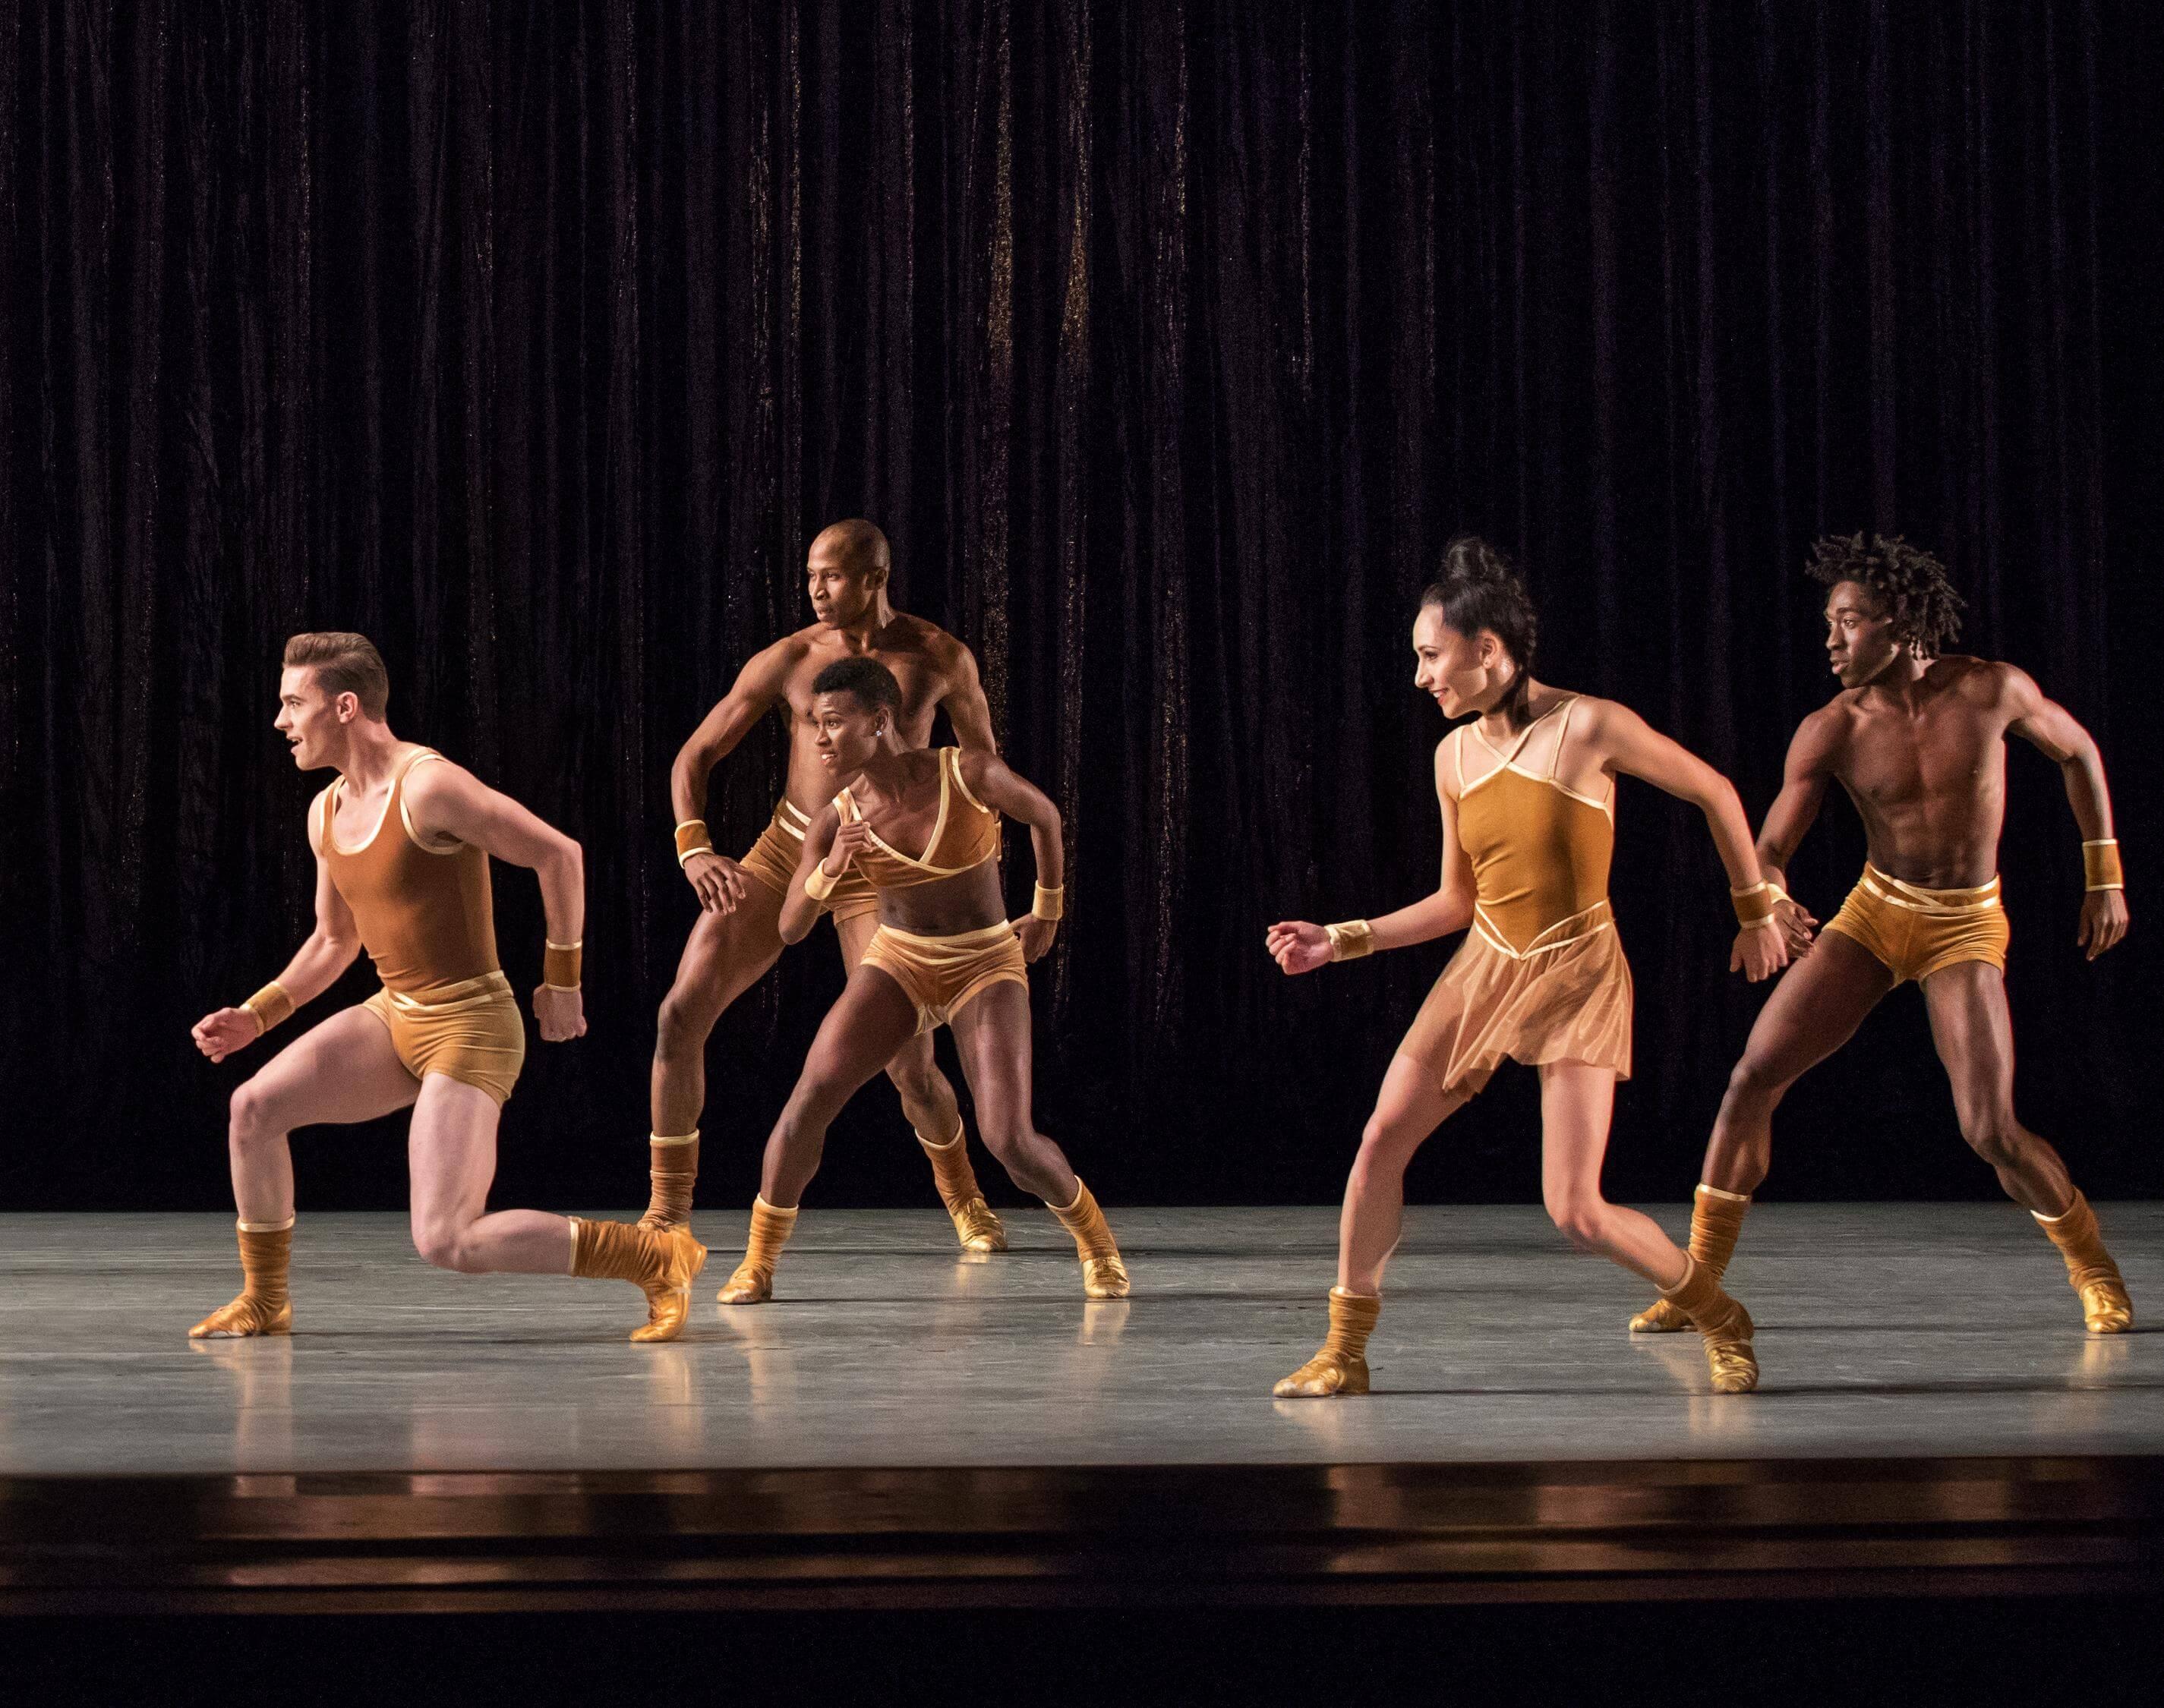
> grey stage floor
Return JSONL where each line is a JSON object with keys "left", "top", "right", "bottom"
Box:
{"left": 2, "top": 1204, "right": 2157, "bottom": 1476}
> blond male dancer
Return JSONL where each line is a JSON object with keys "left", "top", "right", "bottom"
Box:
{"left": 1628, "top": 535, "right": 2133, "bottom": 1338}
{"left": 190, "top": 633, "right": 705, "bottom": 1343}
{"left": 646, "top": 521, "right": 1006, "bottom": 1253}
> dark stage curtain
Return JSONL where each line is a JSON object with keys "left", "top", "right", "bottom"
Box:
{"left": 5, "top": 2, "right": 2159, "bottom": 1213}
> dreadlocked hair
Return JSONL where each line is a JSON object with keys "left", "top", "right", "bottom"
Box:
{"left": 1421, "top": 536, "right": 1539, "bottom": 728}
{"left": 1805, "top": 533, "right": 1966, "bottom": 659}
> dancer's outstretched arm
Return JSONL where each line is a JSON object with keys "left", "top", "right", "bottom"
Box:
{"left": 1266, "top": 737, "right": 1478, "bottom": 975}
{"left": 190, "top": 791, "right": 364, "bottom": 1064}
{"left": 1587, "top": 699, "right": 1791, "bottom": 982}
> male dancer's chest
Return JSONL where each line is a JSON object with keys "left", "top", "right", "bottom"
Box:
{"left": 1838, "top": 707, "right": 2007, "bottom": 838}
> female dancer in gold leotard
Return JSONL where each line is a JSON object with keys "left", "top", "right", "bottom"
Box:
{"left": 1267, "top": 540, "right": 1793, "bottom": 1397}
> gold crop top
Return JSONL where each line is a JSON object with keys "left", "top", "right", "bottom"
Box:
{"left": 1453, "top": 697, "right": 1614, "bottom": 956}
{"left": 834, "top": 748, "right": 1002, "bottom": 890}
{"left": 320, "top": 748, "right": 500, "bottom": 997}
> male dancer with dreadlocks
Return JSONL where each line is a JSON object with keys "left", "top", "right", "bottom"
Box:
{"left": 1628, "top": 534, "right": 2133, "bottom": 1339}
{"left": 645, "top": 521, "right": 1009, "bottom": 1265}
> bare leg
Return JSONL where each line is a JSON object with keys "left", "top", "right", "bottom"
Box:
{"left": 191, "top": 1005, "right": 428, "bottom": 1338}
{"left": 1538, "top": 1061, "right": 1686, "bottom": 1287}
{"left": 227, "top": 1006, "right": 424, "bottom": 1223}
{"left": 648, "top": 882, "right": 787, "bottom": 1138}
{"left": 1338, "top": 1054, "right": 1467, "bottom": 1294}
{"left": 406, "top": 1076, "right": 579, "bottom": 1275}
{"left": 833, "top": 911, "right": 963, "bottom": 1141}
{"left": 1698, "top": 929, "right": 1893, "bottom": 1194}
{"left": 943, "top": 982, "right": 1077, "bottom": 1204}
{"left": 948, "top": 982, "right": 1125, "bottom": 1297}
{"left": 1920, "top": 963, "right": 2072, "bottom": 1213}
{"left": 1274, "top": 1055, "right": 1462, "bottom": 1397}
{"left": 1630, "top": 930, "right": 1891, "bottom": 1332}
{"left": 758, "top": 968, "right": 924, "bottom": 1208}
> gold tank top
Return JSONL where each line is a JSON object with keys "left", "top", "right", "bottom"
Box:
{"left": 835, "top": 748, "right": 1002, "bottom": 890}
{"left": 320, "top": 749, "right": 500, "bottom": 997}
{"left": 1453, "top": 697, "right": 1615, "bottom": 957}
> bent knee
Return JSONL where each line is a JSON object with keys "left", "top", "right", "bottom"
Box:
{"left": 1958, "top": 1114, "right": 2024, "bottom": 1169}
{"left": 1544, "top": 1197, "right": 1608, "bottom": 1252}
{"left": 1724, "top": 1053, "right": 1789, "bottom": 1108}
{"left": 412, "top": 1226, "right": 472, "bottom": 1272}
{"left": 976, "top": 1120, "right": 1034, "bottom": 1161}
{"left": 229, "top": 1079, "right": 278, "bottom": 1141}
{"left": 655, "top": 990, "right": 718, "bottom": 1056}
{"left": 883, "top": 1047, "right": 942, "bottom": 1105}
{"left": 1358, "top": 1114, "right": 1426, "bottom": 1160}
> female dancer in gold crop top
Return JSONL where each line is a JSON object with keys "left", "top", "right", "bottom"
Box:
{"left": 188, "top": 633, "right": 707, "bottom": 1344}
{"left": 1266, "top": 540, "right": 1796, "bottom": 1397}
{"left": 714, "top": 657, "right": 1128, "bottom": 1306}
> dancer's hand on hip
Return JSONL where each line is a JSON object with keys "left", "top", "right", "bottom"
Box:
{"left": 533, "top": 984, "right": 587, "bottom": 1042}
{"left": 1012, "top": 915, "right": 1058, "bottom": 963}
{"left": 683, "top": 850, "right": 749, "bottom": 915}
{"left": 1265, "top": 921, "right": 1332, "bottom": 976}
{"left": 191, "top": 1007, "right": 263, "bottom": 1064}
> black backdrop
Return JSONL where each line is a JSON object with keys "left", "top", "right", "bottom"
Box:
{"left": 4, "top": 1, "right": 2159, "bottom": 1216}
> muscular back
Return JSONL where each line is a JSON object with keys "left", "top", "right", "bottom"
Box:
{"left": 1795, "top": 657, "right": 2029, "bottom": 887}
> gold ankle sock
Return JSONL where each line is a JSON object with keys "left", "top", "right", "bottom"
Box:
{"left": 1660, "top": 1253, "right": 1759, "bottom": 1393}
{"left": 2034, "top": 1190, "right": 2134, "bottom": 1334}
{"left": 189, "top": 1218, "right": 295, "bottom": 1338}
{"left": 917, "top": 1126, "right": 1007, "bottom": 1252}
{"left": 1273, "top": 1288, "right": 1380, "bottom": 1398}
{"left": 718, "top": 1196, "right": 799, "bottom": 1304}
{"left": 570, "top": 1216, "right": 707, "bottom": 1343}
{"left": 639, "top": 1131, "right": 699, "bottom": 1231}
{"left": 1047, "top": 1179, "right": 1129, "bottom": 1298}
{"left": 1632, "top": 1184, "right": 1751, "bottom": 1332}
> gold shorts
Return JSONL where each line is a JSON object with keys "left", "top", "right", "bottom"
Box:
{"left": 737, "top": 800, "right": 880, "bottom": 927}
{"left": 1821, "top": 864, "right": 2008, "bottom": 985}
{"left": 859, "top": 921, "right": 1029, "bottom": 1034}
{"left": 361, "top": 970, "right": 526, "bottom": 1105}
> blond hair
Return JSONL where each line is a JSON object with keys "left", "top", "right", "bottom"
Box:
{"left": 282, "top": 631, "right": 390, "bottom": 719}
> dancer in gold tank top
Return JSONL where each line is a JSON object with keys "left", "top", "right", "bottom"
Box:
{"left": 188, "top": 633, "right": 705, "bottom": 1344}
{"left": 1267, "top": 540, "right": 1792, "bottom": 1398}
{"left": 1626, "top": 536, "right": 2132, "bottom": 1341}
{"left": 712, "top": 658, "right": 1128, "bottom": 1307}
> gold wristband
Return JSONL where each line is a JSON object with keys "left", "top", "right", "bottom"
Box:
{"left": 2083, "top": 840, "right": 2124, "bottom": 892}
{"left": 1730, "top": 881, "right": 1782, "bottom": 928}
{"left": 543, "top": 940, "right": 582, "bottom": 989}
{"left": 674, "top": 819, "right": 714, "bottom": 867}
{"left": 1323, "top": 920, "right": 1375, "bottom": 963}
{"left": 241, "top": 982, "right": 295, "bottom": 1037}
{"left": 804, "top": 864, "right": 840, "bottom": 902}
{"left": 1033, "top": 882, "right": 1065, "bottom": 922}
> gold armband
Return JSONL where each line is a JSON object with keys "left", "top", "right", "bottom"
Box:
{"left": 1730, "top": 881, "right": 1784, "bottom": 930}
{"left": 241, "top": 982, "right": 295, "bottom": 1037}
{"left": 543, "top": 941, "right": 582, "bottom": 990}
{"left": 804, "top": 864, "right": 840, "bottom": 902}
{"left": 1033, "top": 882, "right": 1065, "bottom": 922}
{"left": 2084, "top": 839, "right": 2124, "bottom": 892}
{"left": 673, "top": 819, "right": 714, "bottom": 867}
{"left": 1323, "top": 920, "right": 1375, "bottom": 963}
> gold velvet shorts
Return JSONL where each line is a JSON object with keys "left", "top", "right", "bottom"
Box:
{"left": 1821, "top": 864, "right": 2008, "bottom": 985}
{"left": 859, "top": 921, "right": 1029, "bottom": 1034}
{"left": 361, "top": 970, "right": 526, "bottom": 1105}
{"left": 737, "top": 800, "right": 880, "bottom": 926}
{"left": 1399, "top": 900, "right": 1633, "bottom": 1097}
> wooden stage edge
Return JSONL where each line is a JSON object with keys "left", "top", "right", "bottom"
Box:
{"left": 4, "top": 1454, "right": 2159, "bottom": 1614}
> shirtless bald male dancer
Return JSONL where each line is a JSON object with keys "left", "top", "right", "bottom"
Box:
{"left": 190, "top": 633, "right": 705, "bottom": 1343}
{"left": 1629, "top": 534, "right": 2134, "bottom": 1339}
{"left": 645, "top": 520, "right": 1008, "bottom": 1254}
